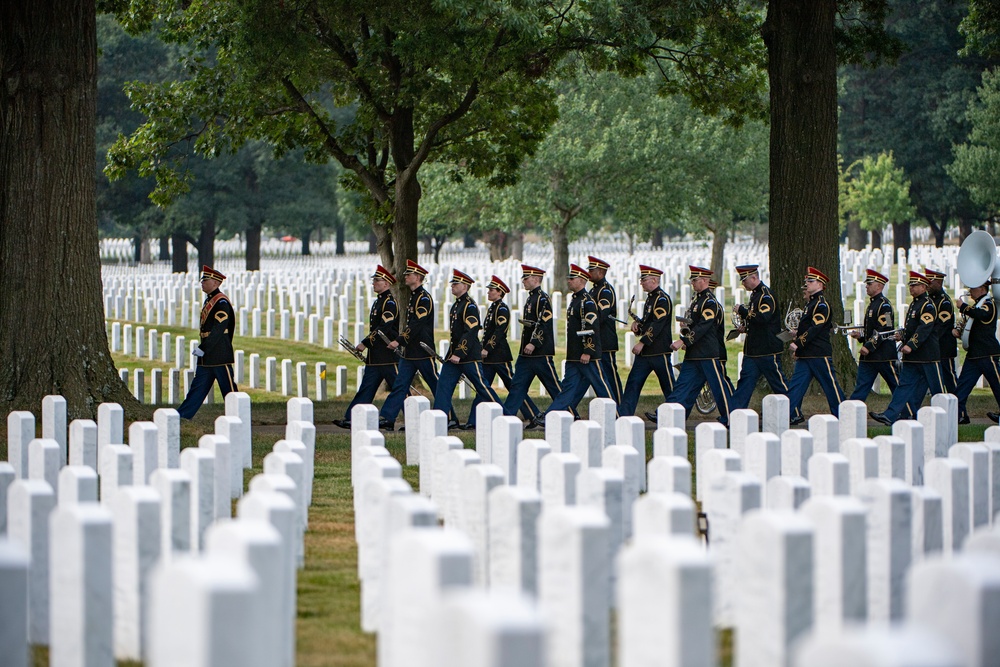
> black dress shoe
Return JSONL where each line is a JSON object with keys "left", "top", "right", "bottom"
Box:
{"left": 958, "top": 415, "right": 971, "bottom": 425}
{"left": 988, "top": 412, "right": 1000, "bottom": 424}
{"left": 869, "top": 411, "right": 892, "bottom": 426}
{"left": 644, "top": 411, "right": 658, "bottom": 423}
{"left": 378, "top": 418, "right": 395, "bottom": 431}
{"left": 332, "top": 419, "right": 351, "bottom": 430}
{"left": 526, "top": 415, "right": 546, "bottom": 430}
{"left": 458, "top": 423, "right": 476, "bottom": 431}
{"left": 789, "top": 415, "right": 805, "bottom": 426}
{"left": 447, "top": 420, "right": 460, "bottom": 430}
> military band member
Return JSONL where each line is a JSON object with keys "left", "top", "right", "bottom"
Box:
{"left": 433, "top": 270, "right": 504, "bottom": 429}
{"left": 378, "top": 260, "right": 441, "bottom": 430}
{"left": 587, "top": 256, "right": 623, "bottom": 403}
{"left": 502, "top": 265, "right": 565, "bottom": 424}
{"left": 470, "top": 275, "right": 541, "bottom": 422}
{"left": 847, "top": 269, "right": 900, "bottom": 403}
{"left": 953, "top": 282, "right": 1000, "bottom": 424}
{"left": 728, "top": 264, "right": 797, "bottom": 418}
{"left": 870, "top": 271, "right": 944, "bottom": 426}
{"left": 925, "top": 267, "right": 958, "bottom": 394}
{"left": 529, "top": 264, "right": 615, "bottom": 426}
{"left": 178, "top": 265, "right": 237, "bottom": 419}
{"left": 664, "top": 266, "right": 733, "bottom": 426}
{"left": 333, "top": 265, "right": 399, "bottom": 430}
{"left": 619, "top": 265, "right": 675, "bottom": 418}
{"left": 786, "top": 267, "right": 846, "bottom": 423}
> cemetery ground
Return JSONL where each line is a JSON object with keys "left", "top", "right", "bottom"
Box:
{"left": 2, "top": 385, "right": 994, "bottom": 667}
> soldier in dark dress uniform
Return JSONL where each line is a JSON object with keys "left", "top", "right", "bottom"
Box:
{"left": 379, "top": 259, "right": 441, "bottom": 430}
{"left": 953, "top": 281, "right": 1000, "bottom": 424}
{"left": 871, "top": 271, "right": 944, "bottom": 425}
{"left": 178, "top": 265, "right": 237, "bottom": 419}
{"left": 729, "top": 264, "right": 797, "bottom": 418}
{"left": 848, "top": 269, "right": 900, "bottom": 404}
{"left": 619, "top": 264, "right": 675, "bottom": 417}
{"left": 333, "top": 265, "right": 399, "bottom": 429}
{"left": 665, "top": 266, "right": 733, "bottom": 425}
{"left": 433, "top": 269, "right": 504, "bottom": 428}
{"left": 503, "top": 265, "right": 565, "bottom": 424}
{"left": 470, "top": 275, "right": 540, "bottom": 422}
{"left": 587, "top": 256, "right": 623, "bottom": 404}
{"left": 530, "top": 263, "right": 615, "bottom": 425}
{"left": 786, "top": 266, "right": 846, "bottom": 423}
{"left": 925, "top": 267, "right": 958, "bottom": 394}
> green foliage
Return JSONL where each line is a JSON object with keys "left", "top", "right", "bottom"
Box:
{"left": 948, "top": 68, "right": 1000, "bottom": 215}
{"left": 840, "top": 151, "right": 916, "bottom": 232}
{"left": 960, "top": 0, "right": 1000, "bottom": 58}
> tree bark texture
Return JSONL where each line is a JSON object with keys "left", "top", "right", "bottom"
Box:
{"left": 892, "top": 221, "right": 911, "bottom": 255}
{"left": 197, "top": 216, "right": 215, "bottom": 269}
{"left": 171, "top": 234, "right": 189, "bottom": 273}
{"left": 709, "top": 225, "right": 727, "bottom": 280}
{"left": 0, "top": 0, "right": 137, "bottom": 416}
{"left": 552, "top": 219, "right": 569, "bottom": 293}
{"left": 847, "top": 220, "right": 865, "bottom": 250}
{"left": 159, "top": 236, "right": 170, "bottom": 261}
{"left": 763, "top": 0, "right": 856, "bottom": 384}
{"left": 245, "top": 223, "right": 261, "bottom": 271}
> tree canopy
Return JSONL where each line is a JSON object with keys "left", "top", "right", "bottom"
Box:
{"left": 948, "top": 68, "right": 1000, "bottom": 217}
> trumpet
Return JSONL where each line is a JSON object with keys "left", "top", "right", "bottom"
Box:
{"left": 832, "top": 324, "right": 865, "bottom": 335}
{"left": 873, "top": 328, "right": 904, "bottom": 342}
{"left": 338, "top": 336, "right": 367, "bottom": 363}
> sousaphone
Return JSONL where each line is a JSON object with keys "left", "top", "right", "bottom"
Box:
{"left": 957, "top": 230, "right": 1000, "bottom": 299}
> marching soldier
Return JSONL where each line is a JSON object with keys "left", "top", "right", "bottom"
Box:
{"left": 433, "top": 270, "right": 504, "bottom": 429}
{"left": 470, "top": 276, "right": 541, "bottom": 423}
{"left": 847, "top": 269, "right": 900, "bottom": 403}
{"left": 502, "top": 265, "right": 565, "bottom": 425}
{"left": 333, "top": 265, "right": 399, "bottom": 429}
{"left": 378, "top": 260, "right": 441, "bottom": 430}
{"left": 786, "top": 267, "right": 846, "bottom": 423}
{"left": 619, "top": 264, "right": 675, "bottom": 418}
{"left": 870, "top": 271, "right": 944, "bottom": 426}
{"left": 925, "top": 267, "right": 958, "bottom": 394}
{"left": 664, "top": 266, "right": 733, "bottom": 426}
{"left": 587, "top": 256, "right": 623, "bottom": 404}
{"left": 529, "top": 263, "right": 615, "bottom": 425}
{"left": 178, "top": 266, "right": 237, "bottom": 419}
{"left": 729, "top": 264, "right": 798, "bottom": 419}
{"left": 953, "top": 281, "right": 1000, "bottom": 424}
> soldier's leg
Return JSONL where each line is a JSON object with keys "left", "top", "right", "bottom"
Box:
{"left": 468, "top": 363, "right": 496, "bottom": 420}
{"left": 461, "top": 362, "right": 503, "bottom": 425}
{"left": 177, "top": 366, "right": 216, "bottom": 419}
{"left": 954, "top": 358, "right": 983, "bottom": 421}
{"left": 705, "top": 359, "right": 733, "bottom": 425}
{"left": 849, "top": 361, "right": 878, "bottom": 402}
{"left": 882, "top": 362, "right": 918, "bottom": 422}
{"left": 983, "top": 356, "right": 1000, "bottom": 410}
{"left": 433, "top": 361, "right": 462, "bottom": 422}
{"left": 925, "top": 362, "right": 945, "bottom": 397}
{"left": 619, "top": 355, "right": 653, "bottom": 417}
{"left": 665, "top": 361, "right": 706, "bottom": 417}
{"left": 380, "top": 359, "right": 419, "bottom": 423}
{"left": 588, "top": 359, "right": 615, "bottom": 401}
{"left": 812, "top": 357, "right": 846, "bottom": 417}
{"left": 343, "top": 364, "right": 386, "bottom": 419}
{"left": 502, "top": 358, "right": 537, "bottom": 416}
{"left": 217, "top": 365, "right": 237, "bottom": 398}
{"left": 547, "top": 362, "right": 584, "bottom": 413}
{"left": 939, "top": 358, "right": 958, "bottom": 394}
{"left": 876, "top": 361, "right": 899, "bottom": 393}
{"left": 600, "top": 352, "right": 623, "bottom": 404}
{"left": 650, "top": 355, "right": 676, "bottom": 400}
{"left": 730, "top": 356, "right": 762, "bottom": 411}
{"left": 497, "top": 362, "right": 540, "bottom": 419}
{"left": 785, "top": 359, "right": 815, "bottom": 420}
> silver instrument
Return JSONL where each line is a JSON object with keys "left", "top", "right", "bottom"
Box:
{"left": 832, "top": 324, "right": 865, "bottom": 335}
{"left": 727, "top": 308, "right": 746, "bottom": 341}
{"left": 777, "top": 302, "right": 803, "bottom": 343}
{"left": 957, "top": 230, "right": 1000, "bottom": 300}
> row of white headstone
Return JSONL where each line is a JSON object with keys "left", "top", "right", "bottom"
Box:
{"left": 351, "top": 393, "right": 1000, "bottom": 667}
{"left": 0, "top": 394, "right": 318, "bottom": 667}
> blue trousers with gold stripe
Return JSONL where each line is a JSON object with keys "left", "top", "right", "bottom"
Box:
{"left": 787, "top": 356, "right": 845, "bottom": 418}
{"left": 730, "top": 354, "right": 798, "bottom": 418}
{"left": 939, "top": 357, "right": 958, "bottom": 395}
{"left": 178, "top": 364, "right": 237, "bottom": 419}
{"left": 620, "top": 354, "right": 675, "bottom": 417}
{"left": 956, "top": 356, "right": 1000, "bottom": 420}
{"left": 849, "top": 360, "right": 899, "bottom": 402}
{"left": 343, "top": 363, "right": 397, "bottom": 419}
{"left": 546, "top": 359, "right": 615, "bottom": 414}
{"left": 380, "top": 357, "right": 439, "bottom": 423}
{"left": 600, "top": 352, "right": 623, "bottom": 404}
{"left": 666, "top": 358, "right": 733, "bottom": 425}
{"left": 881, "top": 362, "right": 944, "bottom": 423}
{"left": 471, "top": 362, "right": 540, "bottom": 420}
{"left": 434, "top": 361, "right": 503, "bottom": 426}
{"left": 503, "top": 355, "right": 564, "bottom": 417}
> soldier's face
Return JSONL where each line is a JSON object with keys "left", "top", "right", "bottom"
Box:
{"left": 450, "top": 282, "right": 469, "bottom": 297}
{"left": 928, "top": 279, "right": 943, "bottom": 294}
{"left": 487, "top": 287, "right": 502, "bottom": 302}
{"left": 522, "top": 275, "right": 541, "bottom": 291}
{"left": 865, "top": 281, "right": 883, "bottom": 298}
{"left": 690, "top": 276, "right": 709, "bottom": 292}
{"left": 404, "top": 272, "right": 422, "bottom": 289}
{"left": 740, "top": 274, "right": 759, "bottom": 291}
{"left": 804, "top": 278, "right": 822, "bottom": 295}
{"left": 971, "top": 285, "right": 988, "bottom": 299}
{"left": 568, "top": 276, "right": 586, "bottom": 292}
{"left": 372, "top": 278, "right": 389, "bottom": 294}
{"left": 589, "top": 268, "right": 606, "bottom": 283}
{"left": 640, "top": 275, "right": 658, "bottom": 293}
{"left": 200, "top": 278, "right": 220, "bottom": 294}
{"left": 909, "top": 283, "right": 926, "bottom": 297}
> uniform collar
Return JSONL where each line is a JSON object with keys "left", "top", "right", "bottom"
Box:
{"left": 530, "top": 286, "right": 541, "bottom": 295}
{"left": 809, "top": 290, "right": 823, "bottom": 301}
{"left": 206, "top": 288, "right": 221, "bottom": 298}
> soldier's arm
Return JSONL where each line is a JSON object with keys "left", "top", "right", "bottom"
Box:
{"left": 580, "top": 299, "right": 599, "bottom": 354}
{"left": 487, "top": 305, "right": 509, "bottom": 350}
{"left": 795, "top": 301, "right": 830, "bottom": 347}
{"left": 369, "top": 298, "right": 398, "bottom": 347}
{"left": 199, "top": 301, "right": 233, "bottom": 354}
{"left": 456, "top": 302, "right": 481, "bottom": 361}
{"left": 531, "top": 295, "right": 552, "bottom": 344}
{"left": 753, "top": 291, "right": 777, "bottom": 326}
{"left": 906, "top": 302, "right": 937, "bottom": 349}
{"left": 960, "top": 298, "right": 995, "bottom": 323}
{"left": 689, "top": 298, "right": 718, "bottom": 346}
{"left": 640, "top": 294, "right": 671, "bottom": 343}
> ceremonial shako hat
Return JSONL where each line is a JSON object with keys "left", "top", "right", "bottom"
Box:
{"left": 521, "top": 264, "right": 546, "bottom": 278}
{"left": 569, "top": 264, "right": 591, "bottom": 280}
{"left": 488, "top": 275, "right": 510, "bottom": 295}
{"left": 923, "top": 267, "right": 946, "bottom": 280}
{"left": 200, "top": 265, "right": 226, "bottom": 282}
{"left": 371, "top": 265, "right": 397, "bottom": 284}
{"left": 735, "top": 264, "right": 759, "bottom": 280}
{"left": 403, "top": 259, "right": 429, "bottom": 277}
{"left": 689, "top": 265, "right": 713, "bottom": 279}
{"left": 908, "top": 270, "right": 930, "bottom": 286}
{"left": 450, "top": 269, "right": 475, "bottom": 285}
{"left": 864, "top": 269, "right": 888, "bottom": 285}
{"left": 708, "top": 279, "right": 720, "bottom": 290}
{"left": 639, "top": 264, "right": 663, "bottom": 278}
{"left": 805, "top": 266, "right": 829, "bottom": 285}
{"left": 587, "top": 256, "right": 610, "bottom": 271}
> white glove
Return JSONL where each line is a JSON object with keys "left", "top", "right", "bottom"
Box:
{"left": 192, "top": 347, "right": 205, "bottom": 358}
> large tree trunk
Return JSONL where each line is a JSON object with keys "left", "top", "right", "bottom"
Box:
{"left": 958, "top": 218, "right": 973, "bottom": 244}
{"left": 847, "top": 219, "right": 865, "bottom": 250}
{"left": 301, "top": 229, "right": 312, "bottom": 256}
{"left": 871, "top": 228, "right": 882, "bottom": 250}
{"left": 197, "top": 216, "right": 215, "bottom": 268}
{"left": 0, "top": 0, "right": 137, "bottom": 417}
{"left": 245, "top": 222, "right": 261, "bottom": 271}
{"left": 133, "top": 232, "right": 143, "bottom": 262}
{"left": 159, "top": 236, "right": 170, "bottom": 261}
{"left": 171, "top": 233, "right": 189, "bottom": 273}
{"left": 651, "top": 229, "right": 664, "bottom": 249}
{"left": 709, "top": 223, "right": 726, "bottom": 280}
{"left": 892, "top": 221, "right": 911, "bottom": 256}
{"left": 511, "top": 231, "right": 524, "bottom": 261}
{"left": 927, "top": 218, "right": 946, "bottom": 247}
{"left": 335, "top": 218, "right": 345, "bottom": 256}
{"left": 552, "top": 218, "right": 570, "bottom": 292}
{"left": 763, "top": 0, "right": 855, "bottom": 385}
